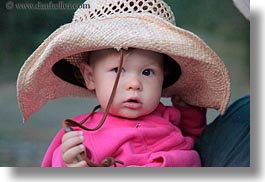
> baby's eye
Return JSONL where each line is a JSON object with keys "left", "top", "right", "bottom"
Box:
{"left": 111, "top": 67, "right": 125, "bottom": 73}
{"left": 142, "top": 69, "right": 154, "bottom": 76}
{"left": 111, "top": 67, "right": 119, "bottom": 73}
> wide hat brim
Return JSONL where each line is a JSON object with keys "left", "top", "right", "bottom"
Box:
{"left": 17, "top": 14, "right": 230, "bottom": 122}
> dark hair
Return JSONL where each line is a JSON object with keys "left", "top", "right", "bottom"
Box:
{"left": 52, "top": 59, "right": 87, "bottom": 88}
{"left": 162, "top": 55, "right": 181, "bottom": 89}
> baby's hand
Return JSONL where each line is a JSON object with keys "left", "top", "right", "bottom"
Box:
{"left": 61, "top": 131, "right": 88, "bottom": 167}
{"left": 171, "top": 95, "right": 190, "bottom": 107}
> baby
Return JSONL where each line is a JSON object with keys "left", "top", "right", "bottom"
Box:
{"left": 16, "top": 0, "right": 230, "bottom": 167}
{"left": 59, "top": 48, "right": 206, "bottom": 167}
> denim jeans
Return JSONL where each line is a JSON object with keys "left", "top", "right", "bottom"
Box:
{"left": 195, "top": 95, "right": 250, "bottom": 167}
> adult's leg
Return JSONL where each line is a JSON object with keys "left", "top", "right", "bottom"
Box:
{"left": 195, "top": 95, "right": 250, "bottom": 167}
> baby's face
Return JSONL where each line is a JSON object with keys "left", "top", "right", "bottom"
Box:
{"left": 80, "top": 49, "right": 164, "bottom": 119}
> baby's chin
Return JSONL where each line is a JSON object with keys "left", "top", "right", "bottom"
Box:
{"left": 107, "top": 109, "right": 154, "bottom": 120}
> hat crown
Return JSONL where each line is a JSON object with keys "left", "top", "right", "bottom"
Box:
{"left": 73, "top": 0, "right": 175, "bottom": 25}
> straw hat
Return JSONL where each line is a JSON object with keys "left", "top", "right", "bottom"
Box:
{"left": 17, "top": 0, "right": 231, "bottom": 122}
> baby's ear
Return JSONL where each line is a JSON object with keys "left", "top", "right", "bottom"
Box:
{"left": 79, "top": 62, "right": 95, "bottom": 90}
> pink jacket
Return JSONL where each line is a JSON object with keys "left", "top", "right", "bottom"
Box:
{"left": 42, "top": 103, "right": 206, "bottom": 167}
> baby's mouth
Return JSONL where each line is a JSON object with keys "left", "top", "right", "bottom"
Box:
{"left": 127, "top": 99, "right": 139, "bottom": 103}
{"left": 123, "top": 98, "right": 142, "bottom": 109}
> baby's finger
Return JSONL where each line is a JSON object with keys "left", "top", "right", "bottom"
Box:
{"left": 62, "top": 131, "right": 83, "bottom": 143}
{"left": 62, "top": 144, "right": 85, "bottom": 164}
{"left": 61, "top": 134, "right": 84, "bottom": 153}
{"left": 67, "top": 160, "right": 88, "bottom": 167}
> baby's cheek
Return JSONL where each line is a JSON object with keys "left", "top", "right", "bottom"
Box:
{"left": 96, "top": 93, "right": 109, "bottom": 108}
{"left": 109, "top": 106, "right": 122, "bottom": 116}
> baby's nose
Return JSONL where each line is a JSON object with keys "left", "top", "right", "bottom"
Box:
{"left": 126, "top": 76, "right": 142, "bottom": 91}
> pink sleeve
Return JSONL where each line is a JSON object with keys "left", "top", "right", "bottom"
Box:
{"left": 41, "top": 129, "right": 66, "bottom": 167}
{"left": 143, "top": 150, "right": 201, "bottom": 167}
{"left": 174, "top": 105, "right": 207, "bottom": 141}
{"left": 51, "top": 146, "right": 67, "bottom": 167}
{"left": 41, "top": 114, "right": 90, "bottom": 167}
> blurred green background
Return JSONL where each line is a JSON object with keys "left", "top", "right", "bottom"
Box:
{"left": 0, "top": 0, "right": 249, "bottom": 166}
